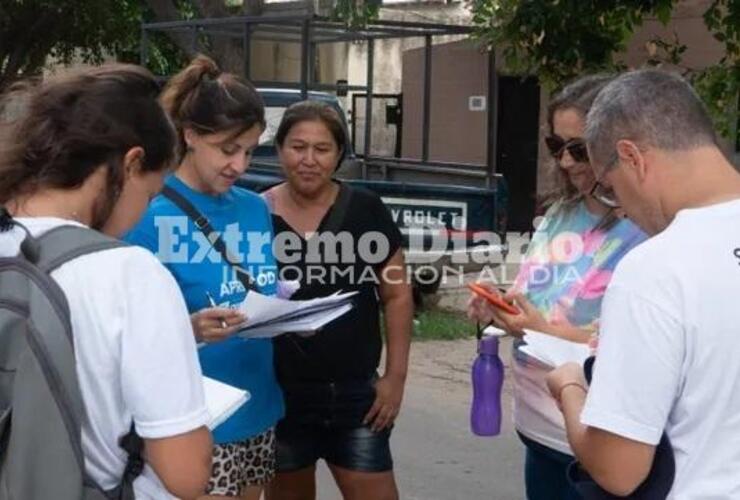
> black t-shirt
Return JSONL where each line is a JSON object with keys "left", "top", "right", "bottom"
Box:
{"left": 271, "top": 184, "right": 403, "bottom": 384}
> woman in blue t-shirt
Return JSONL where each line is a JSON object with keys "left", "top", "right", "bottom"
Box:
{"left": 126, "top": 55, "right": 283, "bottom": 500}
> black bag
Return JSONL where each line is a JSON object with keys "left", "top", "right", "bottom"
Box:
{"left": 161, "top": 185, "right": 259, "bottom": 292}
{"left": 566, "top": 356, "right": 675, "bottom": 499}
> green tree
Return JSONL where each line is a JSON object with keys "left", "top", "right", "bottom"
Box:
{"left": 470, "top": 0, "right": 739, "bottom": 139}
{"left": 0, "top": 0, "right": 141, "bottom": 91}
{"left": 141, "top": 0, "right": 264, "bottom": 76}
{"left": 694, "top": 0, "right": 740, "bottom": 138}
{"left": 332, "top": 0, "right": 381, "bottom": 28}
{"left": 0, "top": 0, "right": 378, "bottom": 94}
{"left": 141, "top": 0, "right": 381, "bottom": 74}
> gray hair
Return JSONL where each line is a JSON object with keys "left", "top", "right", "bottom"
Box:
{"left": 585, "top": 69, "right": 717, "bottom": 172}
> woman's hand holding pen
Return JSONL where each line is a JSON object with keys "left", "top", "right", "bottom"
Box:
{"left": 191, "top": 307, "right": 246, "bottom": 343}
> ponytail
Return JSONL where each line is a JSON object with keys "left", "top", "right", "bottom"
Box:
{"left": 159, "top": 54, "right": 221, "bottom": 129}
{"left": 159, "top": 54, "right": 265, "bottom": 160}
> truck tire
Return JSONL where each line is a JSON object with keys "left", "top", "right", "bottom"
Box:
{"left": 413, "top": 269, "right": 442, "bottom": 295}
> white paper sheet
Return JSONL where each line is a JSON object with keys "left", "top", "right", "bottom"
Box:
{"left": 202, "top": 376, "right": 250, "bottom": 430}
{"left": 239, "top": 303, "right": 354, "bottom": 338}
{"left": 235, "top": 290, "right": 357, "bottom": 339}
{"left": 519, "top": 329, "right": 591, "bottom": 368}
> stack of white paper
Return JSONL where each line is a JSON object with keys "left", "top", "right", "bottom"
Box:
{"left": 202, "top": 376, "right": 250, "bottom": 430}
{"left": 518, "top": 329, "right": 591, "bottom": 368}
{"left": 236, "top": 290, "right": 357, "bottom": 339}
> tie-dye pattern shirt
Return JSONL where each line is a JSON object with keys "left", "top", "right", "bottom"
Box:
{"left": 513, "top": 200, "right": 646, "bottom": 330}
{"left": 511, "top": 199, "right": 646, "bottom": 454}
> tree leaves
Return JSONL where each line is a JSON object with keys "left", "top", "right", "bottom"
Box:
{"left": 469, "top": 0, "right": 663, "bottom": 90}
{"left": 0, "top": 0, "right": 376, "bottom": 92}
{"left": 0, "top": 0, "right": 142, "bottom": 90}
{"left": 470, "top": 0, "right": 739, "bottom": 139}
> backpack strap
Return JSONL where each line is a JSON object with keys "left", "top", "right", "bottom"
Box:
{"left": 161, "top": 184, "right": 259, "bottom": 291}
{"left": 32, "top": 225, "right": 126, "bottom": 273}
{"left": 14, "top": 223, "right": 145, "bottom": 499}
{"left": 101, "top": 424, "right": 144, "bottom": 500}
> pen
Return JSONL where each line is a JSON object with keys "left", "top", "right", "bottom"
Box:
{"left": 205, "top": 291, "right": 228, "bottom": 329}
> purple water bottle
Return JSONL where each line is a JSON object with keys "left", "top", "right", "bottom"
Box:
{"left": 471, "top": 335, "right": 504, "bottom": 436}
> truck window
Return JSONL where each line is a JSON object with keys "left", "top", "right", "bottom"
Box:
{"left": 258, "top": 106, "right": 287, "bottom": 151}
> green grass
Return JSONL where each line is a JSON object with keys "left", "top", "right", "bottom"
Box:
{"left": 412, "top": 307, "right": 476, "bottom": 341}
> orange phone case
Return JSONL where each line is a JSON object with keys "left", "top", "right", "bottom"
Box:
{"left": 467, "top": 283, "right": 520, "bottom": 315}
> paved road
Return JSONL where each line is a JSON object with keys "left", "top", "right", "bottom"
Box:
{"left": 315, "top": 337, "right": 525, "bottom": 500}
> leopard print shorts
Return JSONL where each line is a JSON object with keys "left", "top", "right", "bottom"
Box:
{"left": 205, "top": 427, "right": 276, "bottom": 496}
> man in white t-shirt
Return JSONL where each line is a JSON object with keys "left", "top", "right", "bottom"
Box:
{"left": 546, "top": 69, "right": 740, "bottom": 499}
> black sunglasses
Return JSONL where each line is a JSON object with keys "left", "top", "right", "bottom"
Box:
{"left": 545, "top": 135, "right": 590, "bottom": 163}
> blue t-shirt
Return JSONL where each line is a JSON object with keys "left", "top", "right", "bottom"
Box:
{"left": 125, "top": 175, "right": 284, "bottom": 444}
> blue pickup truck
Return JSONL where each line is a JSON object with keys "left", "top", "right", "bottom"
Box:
{"left": 139, "top": 16, "right": 512, "bottom": 295}
{"left": 238, "top": 88, "right": 509, "bottom": 293}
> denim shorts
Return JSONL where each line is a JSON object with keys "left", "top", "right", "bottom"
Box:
{"left": 518, "top": 432, "right": 581, "bottom": 500}
{"left": 275, "top": 375, "right": 394, "bottom": 473}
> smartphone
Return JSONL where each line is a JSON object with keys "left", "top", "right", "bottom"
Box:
{"left": 467, "top": 283, "right": 520, "bottom": 315}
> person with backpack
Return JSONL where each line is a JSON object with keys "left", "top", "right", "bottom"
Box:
{"left": 0, "top": 65, "right": 212, "bottom": 498}
{"left": 125, "top": 55, "right": 284, "bottom": 500}
{"left": 262, "top": 100, "right": 413, "bottom": 500}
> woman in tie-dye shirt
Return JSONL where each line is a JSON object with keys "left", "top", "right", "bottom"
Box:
{"left": 469, "top": 75, "right": 645, "bottom": 500}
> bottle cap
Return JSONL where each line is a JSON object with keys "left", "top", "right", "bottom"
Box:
{"left": 478, "top": 335, "right": 499, "bottom": 356}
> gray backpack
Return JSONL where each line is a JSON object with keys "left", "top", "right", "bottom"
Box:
{"left": 0, "top": 216, "right": 143, "bottom": 499}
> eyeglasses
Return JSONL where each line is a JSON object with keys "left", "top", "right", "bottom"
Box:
{"left": 588, "top": 150, "right": 622, "bottom": 208}
{"left": 590, "top": 181, "right": 620, "bottom": 208}
{"left": 545, "top": 135, "right": 589, "bottom": 163}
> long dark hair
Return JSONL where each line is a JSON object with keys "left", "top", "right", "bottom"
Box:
{"left": 542, "top": 74, "right": 619, "bottom": 230}
{"left": 0, "top": 64, "right": 176, "bottom": 206}
{"left": 275, "top": 100, "right": 348, "bottom": 166}
{"left": 160, "top": 54, "right": 265, "bottom": 161}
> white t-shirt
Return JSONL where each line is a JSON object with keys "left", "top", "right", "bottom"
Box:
{"left": 581, "top": 199, "right": 740, "bottom": 499}
{"left": 0, "top": 218, "right": 209, "bottom": 499}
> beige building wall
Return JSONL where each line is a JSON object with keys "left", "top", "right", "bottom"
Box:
{"left": 186, "top": 1, "right": 476, "bottom": 160}
{"left": 401, "top": 39, "right": 489, "bottom": 164}
{"left": 184, "top": 0, "right": 732, "bottom": 188}
{"left": 347, "top": 2, "right": 472, "bottom": 157}
{"left": 619, "top": 0, "right": 724, "bottom": 70}
{"left": 248, "top": 38, "right": 348, "bottom": 85}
